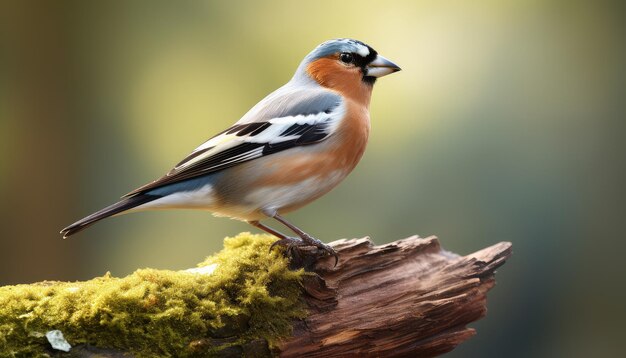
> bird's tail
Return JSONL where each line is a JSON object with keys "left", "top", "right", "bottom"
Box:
{"left": 60, "top": 194, "right": 161, "bottom": 238}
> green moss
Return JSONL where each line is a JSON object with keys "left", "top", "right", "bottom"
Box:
{"left": 0, "top": 233, "right": 306, "bottom": 357}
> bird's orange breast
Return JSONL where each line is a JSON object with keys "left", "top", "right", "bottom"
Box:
{"left": 212, "top": 98, "right": 370, "bottom": 218}
{"left": 251, "top": 99, "right": 369, "bottom": 187}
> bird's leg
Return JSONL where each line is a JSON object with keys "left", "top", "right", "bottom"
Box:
{"left": 262, "top": 210, "right": 338, "bottom": 266}
{"left": 248, "top": 220, "right": 303, "bottom": 253}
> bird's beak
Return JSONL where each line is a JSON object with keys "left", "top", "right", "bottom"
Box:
{"left": 366, "top": 55, "right": 401, "bottom": 78}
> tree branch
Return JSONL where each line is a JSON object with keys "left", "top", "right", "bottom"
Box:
{"left": 0, "top": 235, "right": 511, "bottom": 357}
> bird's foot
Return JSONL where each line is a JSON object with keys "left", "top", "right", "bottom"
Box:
{"left": 269, "top": 235, "right": 338, "bottom": 269}
{"left": 300, "top": 234, "right": 339, "bottom": 267}
{"left": 269, "top": 237, "right": 304, "bottom": 254}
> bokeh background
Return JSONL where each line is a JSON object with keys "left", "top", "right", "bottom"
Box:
{"left": 1, "top": 0, "right": 624, "bottom": 356}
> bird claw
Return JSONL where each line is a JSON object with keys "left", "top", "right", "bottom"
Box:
{"left": 269, "top": 237, "right": 303, "bottom": 254}
{"left": 300, "top": 234, "right": 339, "bottom": 267}
{"left": 269, "top": 236, "right": 339, "bottom": 267}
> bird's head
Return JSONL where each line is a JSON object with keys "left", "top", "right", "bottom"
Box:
{"left": 294, "top": 39, "right": 400, "bottom": 101}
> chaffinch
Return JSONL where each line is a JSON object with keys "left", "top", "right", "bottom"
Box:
{"left": 61, "top": 38, "right": 400, "bottom": 262}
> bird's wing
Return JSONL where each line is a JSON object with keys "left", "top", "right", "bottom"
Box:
{"left": 124, "top": 88, "right": 344, "bottom": 197}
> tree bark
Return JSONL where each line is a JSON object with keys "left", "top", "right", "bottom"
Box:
{"left": 279, "top": 236, "right": 512, "bottom": 357}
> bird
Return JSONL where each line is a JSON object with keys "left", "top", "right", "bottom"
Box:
{"left": 60, "top": 38, "right": 401, "bottom": 263}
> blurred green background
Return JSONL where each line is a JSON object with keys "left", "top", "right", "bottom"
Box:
{"left": 1, "top": 0, "right": 624, "bottom": 356}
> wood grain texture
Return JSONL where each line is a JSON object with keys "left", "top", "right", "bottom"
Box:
{"left": 278, "top": 236, "right": 512, "bottom": 357}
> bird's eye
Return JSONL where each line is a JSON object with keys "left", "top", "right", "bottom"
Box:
{"left": 339, "top": 53, "right": 354, "bottom": 64}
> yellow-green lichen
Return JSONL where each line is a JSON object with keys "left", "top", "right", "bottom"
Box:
{"left": 0, "top": 233, "right": 306, "bottom": 357}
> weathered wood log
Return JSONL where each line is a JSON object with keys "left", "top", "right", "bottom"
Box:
{"left": 279, "top": 236, "right": 512, "bottom": 357}
{"left": 0, "top": 235, "right": 511, "bottom": 357}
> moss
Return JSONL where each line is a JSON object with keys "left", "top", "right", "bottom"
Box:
{"left": 0, "top": 233, "right": 306, "bottom": 357}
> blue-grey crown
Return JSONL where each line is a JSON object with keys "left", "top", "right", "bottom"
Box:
{"left": 305, "top": 38, "right": 376, "bottom": 62}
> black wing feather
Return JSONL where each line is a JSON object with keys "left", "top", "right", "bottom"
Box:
{"left": 124, "top": 90, "right": 341, "bottom": 198}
